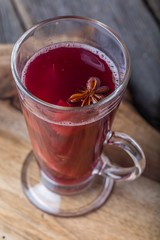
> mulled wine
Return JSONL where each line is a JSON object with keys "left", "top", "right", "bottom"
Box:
{"left": 12, "top": 17, "right": 145, "bottom": 217}
{"left": 22, "top": 42, "right": 118, "bottom": 184}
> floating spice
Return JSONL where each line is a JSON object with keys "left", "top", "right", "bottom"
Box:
{"left": 68, "top": 77, "right": 110, "bottom": 106}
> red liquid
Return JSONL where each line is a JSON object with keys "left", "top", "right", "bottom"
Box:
{"left": 22, "top": 43, "right": 118, "bottom": 184}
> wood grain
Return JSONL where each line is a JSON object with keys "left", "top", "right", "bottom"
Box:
{"left": 0, "top": 99, "right": 160, "bottom": 239}
{"left": 10, "top": 0, "right": 160, "bottom": 130}
{"left": 0, "top": 44, "right": 21, "bottom": 110}
{"left": 1, "top": 44, "right": 160, "bottom": 239}
{"left": 0, "top": 2, "right": 159, "bottom": 239}
{"left": 0, "top": 0, "right": 23, "bottom": 42}
{"left": 1, "top": 44, "right": 159, "bottom": 181}
{"left": 145, "top": 0, "right": 160, "bottom": 22}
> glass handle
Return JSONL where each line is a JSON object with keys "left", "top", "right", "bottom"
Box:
{"left": 100, "top": 131, "right": 146, "bottom": 181}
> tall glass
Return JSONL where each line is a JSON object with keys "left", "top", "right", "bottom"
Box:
{"left": 11, "top": 16, "right": 146, "bottom": 217}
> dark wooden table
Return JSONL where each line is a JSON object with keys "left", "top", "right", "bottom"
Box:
{"left": 0, "top": 1, "right": 160, "bottom": 239}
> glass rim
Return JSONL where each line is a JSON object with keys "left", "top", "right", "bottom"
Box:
{"left": 11, "top": 15, "right": 131, "bottom": 112}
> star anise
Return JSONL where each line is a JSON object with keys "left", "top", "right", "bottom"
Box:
{"left": 68, "top": 77, "right": 110, "bottom": 106}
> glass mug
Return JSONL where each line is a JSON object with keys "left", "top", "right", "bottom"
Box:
{"left": 11, "top": 16, "right": 146, "bottom": 217}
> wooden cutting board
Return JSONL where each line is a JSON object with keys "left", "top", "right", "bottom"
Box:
{"left": 0, "top": 44, "right": 160, "bottom": 240}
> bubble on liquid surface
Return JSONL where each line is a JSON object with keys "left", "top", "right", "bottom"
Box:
{"left": 22, "top": 42, "right": 122, "bottom": 88}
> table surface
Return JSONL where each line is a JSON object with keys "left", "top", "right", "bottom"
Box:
{"left": 0, "top": 1, "right": 160, "bottom": 240}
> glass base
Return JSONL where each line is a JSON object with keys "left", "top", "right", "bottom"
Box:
{"left": 21, "top": 151, "right": 114, "bottom": 217}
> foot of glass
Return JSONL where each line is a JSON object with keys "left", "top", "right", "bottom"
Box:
{"left": 21, "top": 151, "right": 114, "bottom": 217}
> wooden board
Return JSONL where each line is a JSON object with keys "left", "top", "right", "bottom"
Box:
{"left": 0, "top": 1, "right": 160, "bottom": 239}
{"left": 0, "top": 43, "right": 160, "bottom": 239}
{"left": 1, "top": 148, "right": 160, "bottom": 240}
{"left": 0, "top": 0, "right": 23, "bottom": 42}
